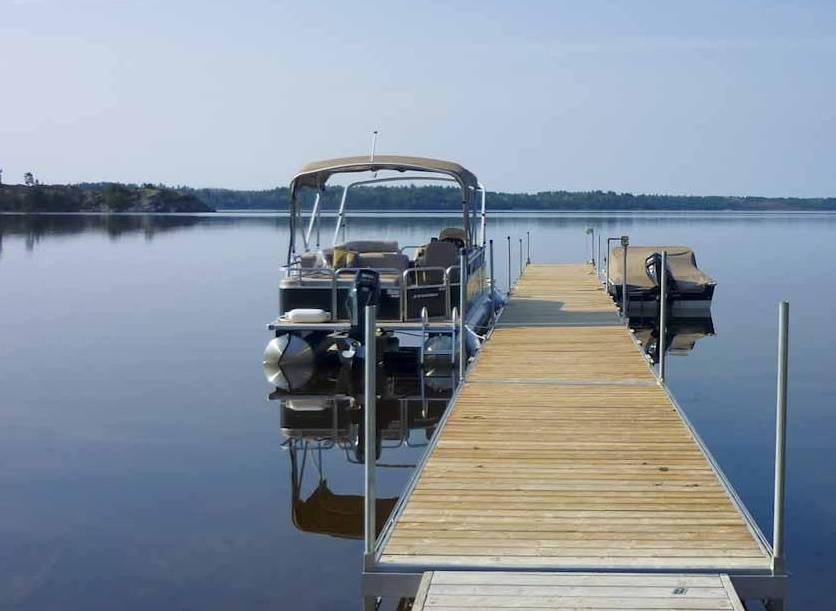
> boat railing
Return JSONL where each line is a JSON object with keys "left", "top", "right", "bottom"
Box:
{"left": 402, "top": 266, "right": 451, "bottom": 321}
{"left": 331, "top": 267, "right": 403, "bottom": 322}
{"left": 282, "top": 244, "right": 486, "bottom": 324}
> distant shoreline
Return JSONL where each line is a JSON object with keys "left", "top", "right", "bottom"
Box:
{"left": 2, "top": 181, "right": 835, "bottom": 213}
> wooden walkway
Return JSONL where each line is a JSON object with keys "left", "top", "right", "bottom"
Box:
{"left": 412, "top": 571, "right": 746, "bottom": 610}
{"left": 376, "top": 264, "right": 770, "bottom": 574}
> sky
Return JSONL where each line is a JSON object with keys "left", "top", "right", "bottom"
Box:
{"left": 1, "top": 0, "right": 835, "bottom": 196}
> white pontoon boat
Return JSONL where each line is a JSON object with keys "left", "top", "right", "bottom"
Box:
{"left": 264, "top": 155, "right": 501, "bottom": 371}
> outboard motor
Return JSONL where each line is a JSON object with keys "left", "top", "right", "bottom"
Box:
{"left": 348, "top": 269, "right": 381, "bottom": 341}
{"left": 644, "top": 252, "right": 673, "bottom": 293}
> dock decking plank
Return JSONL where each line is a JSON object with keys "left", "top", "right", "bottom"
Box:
{"left": 412, "top": 571, "right": 747, "bottom": 610}
{"left": 377, "top": 264, "right": 770, "bottom": 572}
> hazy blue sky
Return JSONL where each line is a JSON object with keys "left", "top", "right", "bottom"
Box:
{"left": 2, "top": 1, "right": 835, "bottom": 195}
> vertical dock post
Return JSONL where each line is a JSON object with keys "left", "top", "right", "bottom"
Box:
{"left": 659, "top": 251, "right": 668, "bottom": 382}
{"left": 620, "top": 235, "right": 630, "bottom": 318}
{"left": 772, "top": 301, "right": 789, "bottom": 573}
{"left": 526, "top": 231, "right": 531, "bottom": 264}
{"left": 459, "top": 250, "right": 467, "bottom": 379}
{"left": 506, "top": 235, "right": 512, "bottom": 295}
{"left": 586, "top": 227, "right": 595, "bottom": 266}
{"left": 597, "top": 234, "right": 602, "bottom": 280}
{"left": 519, "top": 238, "right": 523, "bottom": 274}
{"left": 489, "top": 239, "right": 495, "bottom": 306}
{"left": 605, "top": 237, "right": 619, "bottom": 290}
{"left": 363, "top": 304, "right": 377, "bottom": 567}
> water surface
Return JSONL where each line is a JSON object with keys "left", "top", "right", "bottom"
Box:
{"left": 1, "top": 212, "right": 834, "bottom": 609}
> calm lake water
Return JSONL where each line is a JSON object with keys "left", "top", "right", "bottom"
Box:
{"left": 1, "top": 212, "right": 834, "bottom": 610}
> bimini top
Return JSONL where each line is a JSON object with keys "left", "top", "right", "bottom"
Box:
{"left": 290, "top": 155, "right": 479, "bottom": 194}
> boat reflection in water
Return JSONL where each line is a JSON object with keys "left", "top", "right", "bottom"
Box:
{"left": 269, "top": 356, "right": 455, "bottom": 540}
{"left": 630, "top": 314, "right": 715, "bottom": 364}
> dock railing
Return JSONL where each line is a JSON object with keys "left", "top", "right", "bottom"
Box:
{"left": 362, "top": 261, "right": 789, "bottom": 609}
{"left": 363, "top": 304, "right": 377, "bottom": 569}
{"left": 772, "top": 301, "right": 790, "bottom": 574}
{"left": 659, "top": 250, "right": 668, "bottom": 382}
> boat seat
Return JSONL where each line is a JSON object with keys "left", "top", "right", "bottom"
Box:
{"left": 439, "top": 227, "right": 466, "bottom": 249}
{"left": 356, "top": 251, "right": 409, "bottom": 272}
{"left": 299, "top": 249, "right": 332, "bottom": 268}
{"left": 418, "top": 240, "right": 459, "bottom": 269}
{"left": 338, "top": 240, "right": 399, "bottom": 253}
{"left": 413, "top": 240, "right": 460, "bottom": 284}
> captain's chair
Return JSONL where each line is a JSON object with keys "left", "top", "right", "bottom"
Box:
{"left": 439, "top": 227, "right": 466, "bottom": 249}
{"left": 418, "top": 240, "right": 459, "bottom": 269}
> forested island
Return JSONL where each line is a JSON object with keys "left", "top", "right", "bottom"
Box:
{"left": 186, "top": 185, "right": 836, "bottom": 212}
{"left": 2, "top": 181, "right": 835, "bottom": 212}
{"left": 0, "top": 183, "right": 213, "bottom": 213}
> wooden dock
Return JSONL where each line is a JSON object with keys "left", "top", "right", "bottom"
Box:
{"left": 368, "top": 264, "right": 776, "bottom": 606}
{"left": 412, "top": 571, "right": 746, "bottom": 610}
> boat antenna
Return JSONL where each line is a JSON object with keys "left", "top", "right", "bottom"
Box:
{"left": 370, "top": 129, "right": 378, "bottom": 162}
{"left": 370, "top": 129, "right": 378, "bottom": 177}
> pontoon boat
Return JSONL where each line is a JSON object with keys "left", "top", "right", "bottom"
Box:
{"left": 607, "top": 245, "right": 715, "bottom": 317}
{"left": 264, "top": 156, "right": 500, "bottom": 372}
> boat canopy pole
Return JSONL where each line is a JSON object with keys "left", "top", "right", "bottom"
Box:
{"left": 330, "top": 176, "right": 460, "bottom": 247}
{"left": 287, "top": 193, "right": 297, "bottom": 262}
{"left": 287, "top": 156, "right": 482, "bottom": 256}
{"left": 303, "top": 192, "right": 321, "bottom": 252}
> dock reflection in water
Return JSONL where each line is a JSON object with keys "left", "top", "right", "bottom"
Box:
{"left": 270, "top": 359, "right": 455, "bottom": 541}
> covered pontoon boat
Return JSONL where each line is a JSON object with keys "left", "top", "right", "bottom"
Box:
{"left": 607, "top": 246, "right": 715, "bottom": 317}
{"left": 265, "top": 155, "right": 500, "bottom": 369}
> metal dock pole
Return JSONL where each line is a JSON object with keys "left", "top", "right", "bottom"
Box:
{"left": 459, "top": 250, "right": 467, "bottom": 379}
{"left": 605, "top": 237, "right": 619, "bottom": 289}
{"left": 526, "top": 231, "right": 531, "bottom": 264}
{"left": 519, "top": 238, "right": 523, "bottom": 275}
{"left": 586, "top": 227, "right": 595, "bottom": 266}
{"left": 597, "top": 234, "right": 601, "bottom": 280}
{"left": 621, "top": 235, "right": 629, "bottom": 318}
{"left": 489, "top": 239, "right": 495, "bottom": 306}
{"left": 772, "top": 301, "right": 789, "bottom": 574}
{"left": 659, "top": 251, "right": 668, "bottom": 382}
{"left": 363, "top": 304, "right": 377, "bottom": 567}
{"left": 506, "top": 235, "right": 511, "bottom": 295}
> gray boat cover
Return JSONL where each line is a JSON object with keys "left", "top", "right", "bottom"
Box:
{"left": 609, "top": 246, "right": 714, "bottom": 293}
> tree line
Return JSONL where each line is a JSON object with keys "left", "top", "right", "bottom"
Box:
{"left": 180, "top": 184, "right": 836, "bottom": 212}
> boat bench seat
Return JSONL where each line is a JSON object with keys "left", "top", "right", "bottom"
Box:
{"left": 355, "top": 251, "right": 409, "bottom": 271}
{"left": 297, "top": 239, "right": 408, "bottom": 273}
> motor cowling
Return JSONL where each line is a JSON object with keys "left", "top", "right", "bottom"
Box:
{"left": 348, "top": 269, "right": 381, "bottom": 341}
{"left": 644, "top": 252, "right": 673, "bottom": 293}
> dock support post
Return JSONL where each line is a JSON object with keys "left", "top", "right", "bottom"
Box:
{"left": 489, "top": 239, "right": 495, "bottom": 306}
{"left": 363, "top": 304, "right": 377, "bottom": 567}
{"left": 620, "top": 235, "right": 629, "bottom": 318}
{"left": 606, "top": 237, "right": 619, "bottom": 290}
{"left": 597, "top": 234, "right": 601, "bottom": 280}
{"left": 459, "top": 250, "right": 467, "bottom": 380}
{"left": 772, "top": 301, "right": 789, "bottom": 574}
{"left": 526, "top": 231, "right": 531, "bottom": 264}
{"left": 506, "top": 235, "right": 511, "bottom": 295}
{"left": 659, "top": 250, "right": 668, "bottom": 382}
{"left": 585, "top": 227, "right": 595, "bottom": 266}
{"left": 519, "top": 238, "right": 523, "bottom": 275}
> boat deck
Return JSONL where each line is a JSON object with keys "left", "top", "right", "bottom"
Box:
{"left": 375, "top": 264, "right": 770, "bottom": 573}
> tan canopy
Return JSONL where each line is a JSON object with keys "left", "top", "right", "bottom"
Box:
{"left": 290, "top": 155, "right": 479, "bottom": 193}
{"left": 609, "top": 246, "right": 715, "bottom": 293}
